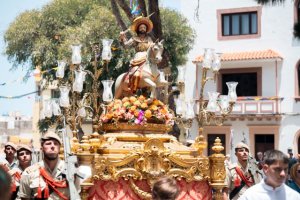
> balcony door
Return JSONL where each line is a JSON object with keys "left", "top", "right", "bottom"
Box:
{"left": 218, "top": 67, "right": 262, "bottom": 96}
{"left": 254, "top": 134, "right": 274, "bottom": 159}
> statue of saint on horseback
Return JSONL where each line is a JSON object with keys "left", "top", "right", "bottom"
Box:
{"left": 115, "top": 16, "right": 167, "bottom": 99}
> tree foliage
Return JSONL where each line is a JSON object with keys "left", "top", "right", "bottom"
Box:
{"left": 4, "top": 0, "right": 195, "bottom": 80}
{"left": 4, "top": 0, "right": 195, "bottom": 133}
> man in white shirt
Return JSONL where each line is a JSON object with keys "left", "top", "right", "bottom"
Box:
{"left": 238, "top": 149, "right": 300, "bottom": 200}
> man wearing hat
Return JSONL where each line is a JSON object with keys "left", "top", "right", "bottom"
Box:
{"left": 120, "top": 16, "right": 154, "bottom": 68}
{"left": 18, "top": 131, "right": 79, "bottom": 200}
{"left": 288, "top": 147, "right": 297, "bottom": 178}
{"left": 222, "top": 142, "right": 263, "bottom": 200}
{"left": 0, "top": 142, "right": 18, "bottom": 171}
{"left": 9, "top": 144, "right": 32, "bottom": 200}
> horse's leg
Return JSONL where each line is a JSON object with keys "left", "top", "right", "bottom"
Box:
{"left": 115, "top": 73, "right": 126, "bottom": 99}
{"left": 142, "top": 78, "right": 157, "bottom": 98}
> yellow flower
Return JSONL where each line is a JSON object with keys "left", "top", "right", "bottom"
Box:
{"left": 160, "top": 108, "right": 168, "bottom": 115}
{"left": 106, "top": 113, "right": 113, "bottom": 119}
{"left": 144, "top": 110, "right": 152, "bottom": 118}
{"left": 129, "top": 96, "right": 137, "bottom": 103}
{"left": 115, "top": 99, "right": 122, "bottom": 105}
{"left": 153, "top": 99, "right": 160, "bottom": 106}
{"left": 113, "top": 104, "right": 121, "bottom": 110}
{"left": 150, "top": 105, "right": 158, "bottom": 111}
{"left": 122, "top": 97, "right": 129, "bottom": 103}
{"left": 134, "top": 110, "right": 140, "bottom": 117}
{"left": 138, "top": 95, "right": 146, "bottom": 102}
{"left": 130, "top": 106, "right": 137, "bottom": 112}
{"left": 133, "top": 100, "right": 141, "bottom": 107}
{"left": 123, "top": 101, "right": 131, "bottom": 108}
{"left": 141, "top": 102, "right": 148, "bottom": 109}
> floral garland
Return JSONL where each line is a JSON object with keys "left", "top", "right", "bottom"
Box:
{"left": 100, "top": 95, "right": 174, "bottom": 126}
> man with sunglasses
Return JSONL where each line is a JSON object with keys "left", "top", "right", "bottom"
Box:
{"left": 0, "top": 142, "right": 18, "bottom": 171}
{"left": 223, "top": 142, "right": 263, "bottom": 200}
{"left": 238, "top": 149, "right": 300, "bottom": 200}
{"left": 9, "top": 144, "right": 32, "bottom": 199}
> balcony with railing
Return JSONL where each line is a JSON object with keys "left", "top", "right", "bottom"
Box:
{"left": 228, "top": 96, "right": 282, "bottom": 120}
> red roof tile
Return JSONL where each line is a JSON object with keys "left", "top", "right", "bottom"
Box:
{"left": 193, "top": 49, "right": 283, "bottom": 63}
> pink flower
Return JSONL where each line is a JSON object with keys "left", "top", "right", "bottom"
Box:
{"left": 134, "top": 110, "right": 144, "bottom": 124}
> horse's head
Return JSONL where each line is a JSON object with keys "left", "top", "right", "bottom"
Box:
{"left": 148, "top": 39, "right": 164, "bottom": 64}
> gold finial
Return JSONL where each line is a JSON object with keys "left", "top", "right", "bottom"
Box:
{"left": 211, "top": 137, "right": 224, "bottom": 154}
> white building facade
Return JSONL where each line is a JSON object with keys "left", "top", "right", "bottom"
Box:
{"left": 174, "top": 0, "right": 300, "bottom": 160}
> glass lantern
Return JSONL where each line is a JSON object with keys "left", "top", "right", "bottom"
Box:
{"left": 59, "top": 86, "right": 70, "bottom": 107}
{"left": 174, "top": 96, "right": 184, "bottom": 115}
{"left": 101, "top": 39, "right": 113, "bottom": 61}
{"left": 177, "top": 66, "right": 186, "bottom": 83}
{"left": 77, "top": 107, "right": 87, "bottom": 118}
{"left": 71, "top": 44, "right": 82, "bottom": 64}
{"left": 226, "top": 82, "right": 238, "bottom": 102}
{"left": 101, "top": 80, "right": 114, "bottom": 102}
{"left": 56, "top": 60, "right": 67, "bottom": 78}
{"left": 219, "top": 95, "right": 229, "bottom": 110}
{"left": 185, "top": 101, "right": 195, "bottom": 119}
{"left": 206, "top": 92, "right": 220, "bottom": 112}
{"left": 52, "top": 99, "right": 61, "bottom": 116}
{"left": 212, "top": 53, "right": 222, "bottom": 72}
{"left": 73, "top": 69, "right": 87, "bottom": 93}
{"left": 202, "top": 48, "right": 214, "bottom": 69}
{"left": 43, "top": 99, "right": 53, "bottom": 118}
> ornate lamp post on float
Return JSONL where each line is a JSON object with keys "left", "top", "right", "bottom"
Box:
{"left": 38, "top": 38, "right": 116, "bottom": 199}
{"left": 173, "top": 48, "right": 238, "bottom": 199}
{"left": 40, "top": 39, "right": 114, "bottom": 137}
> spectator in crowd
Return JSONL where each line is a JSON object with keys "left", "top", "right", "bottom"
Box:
{"left": 0, "top": 142, "right": 18, "bottom": 170}
{"left": 256, "top": 152, "right": 264, "bottom": 170}
{"left": 9, "top": 144, "right": 32, "bottom": 200}
{"left": 238, "top": 149, "right": 300, "bottom": 200}
{"left": 287, "top": 162, "right": 300, "bottom": 193}
{"left": 152, "top": 176, "right": 179, "bottom": 200}
{"left": 288, "top": 148, "right": 298, "bottom": 177}
{"left": 18, "top": 132, "right": 80, "bottom": 199}
{"left": 0, "top": 165, "right": 12, "bottom": 200}
{"left": 223, "top": 142, "right": 262, "bottom": 200}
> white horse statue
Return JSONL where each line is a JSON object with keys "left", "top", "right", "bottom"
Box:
{"left": 114, "top": 40, "right": 165, "bottom": 99}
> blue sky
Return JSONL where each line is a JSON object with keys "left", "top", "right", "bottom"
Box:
{"left": 0, "top": 0, "right": 51, "bottom": 116}
{"left": 0, "top": 0, "right": 180, "bottom": 116}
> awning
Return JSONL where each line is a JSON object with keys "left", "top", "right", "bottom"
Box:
{"left": 193, "top": 49, "right": 283, "bottom": 63}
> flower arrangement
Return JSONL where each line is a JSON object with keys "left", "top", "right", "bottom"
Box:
{"left": 100, "top": 95, "right": 174, "bottom": 126}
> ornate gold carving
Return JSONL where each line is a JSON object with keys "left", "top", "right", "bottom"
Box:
{"left": 79, "top": 135, "right": 91, "bottom": 152}
{"left": 102, "top": 122, "right": 172, "bottom": 133}
{"left": 77, "top": 132, "right": 226, "bottom": 200}
{"left": 129, "top": 179, "right": 152, "bottom": 200}
{"left": 80, "top": 182, "right": 94, "bottom": 200}
{"left": 209, "top": 137, "right": 226, "bottom": 200}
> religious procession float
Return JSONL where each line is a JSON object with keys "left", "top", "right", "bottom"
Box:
{"left": 38, "top": 14, "right": 232, "bottom": 200}
{"left": 69, "top": 16, "right": 228, "bottom": 200}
